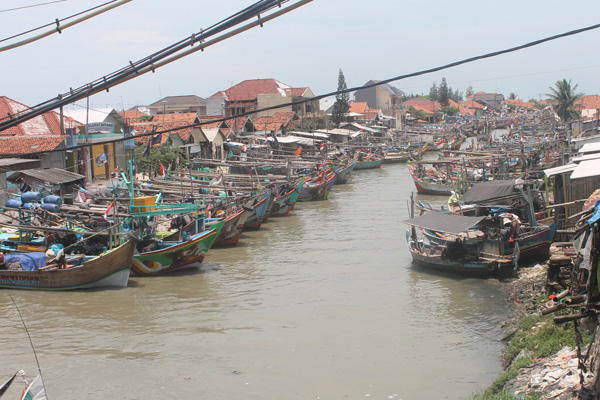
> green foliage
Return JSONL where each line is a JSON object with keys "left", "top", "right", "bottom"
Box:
{"left": 134, "top": 143, "right": 184, "bottom": 176}
{"left": 439, "top": 78, "right": 450, "bottom": 107}
{"left": 506, "top": 103, "right": 517, "bottom": 110}
{"left": 546, "top": 79, "right": 582, "bottom": 123}
{"left": 332, "top": 69, "right": 350, "bottom": 127}
{"left": 429, "top": 82, "right": 439, "bottom": 101}
{"left": 408, "top": 106, "right": 427, "bottom": 121}
{"left": 508, "top": 92, "right": 518, "bottom": 100}
{"left": 293, "top": 118, "right": 326, "bottom": 132}
{"left": 442, "top": 106, "right": 459, "bottom": 116}
{"left": 466, "top": 85, "right": 474, "bottom": 97}
{"left": 505, "top": 314, "right": 591, "bottom": 363}
{"left": 139, "top": 115, "right": 152, "bottom": 122}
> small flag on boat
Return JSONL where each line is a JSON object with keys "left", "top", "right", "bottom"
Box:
{"left": 227, "top": 148, "right": 233, "bottom": 159}
{"left": 295, "top": 146, "right": 302, "bottom": 156}
{"left": 159, "top": 163, "right": 165, "bottom": 177}
{"left": 104, "top": 201, "right": 116, "bottom": 222}
{"left": 150, "top": 132, "right": 162, "bottom": 146}
{"left": 19, "top": 374, "right": 47, "bottom": 400}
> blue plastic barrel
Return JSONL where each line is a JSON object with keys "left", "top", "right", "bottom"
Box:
{"left": 21, "top": 192, "right": 41, "bottom": 203}
{"left": 23, "top": 202, "right": 37, "bottom": 209}
{"left": 43, "top": 195, "right": 63, "bottom": 206}
{"left": 5, "top": 198, "right": 22, "bottom": 208}
{"left": 40, "top": 203, "right": 60, "bottom": 213}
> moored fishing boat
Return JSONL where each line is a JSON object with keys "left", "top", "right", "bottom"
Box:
{"left": 270, "top": 178, "right": 305, "bottom": 216}
{"left": 0, "top": 239, "right": 135, "bottom": 290}
{"left": 354, "top": 152, "right": 385, "bottom": 170}
{"left": 131, "top": 227, "right": 220, "bottom": 276}
{"left": 404, "top": 211, "right": 518, "bottom": 276}
{"left": 408, "top": 164, "right": 455, "bottom": 196}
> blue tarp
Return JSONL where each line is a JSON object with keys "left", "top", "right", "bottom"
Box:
{"left": 4, "top": 252, "right": 47, "bottom": 271}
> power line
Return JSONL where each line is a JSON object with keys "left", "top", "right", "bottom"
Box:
{"left": 0, "top": 0, "right": 133, "bottom": 51}
{"left": 0, "top": 0, "right": 303, "bottom": 131}
{"left": 0, "top": 0, "right": 123, "bottom": 43}
{"left": 0, "top": 0, "right": 67, "bottom": 13}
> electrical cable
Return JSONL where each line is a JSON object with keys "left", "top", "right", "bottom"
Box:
{"left": 0, "top": 0, "right": 122, "bottom": 43}
{"left": 0, "top": 0, "right": 133, "bottom": 52}
{"left": 0, "top": 0, "right": 66, "bottom": 14}
{"left": 0, "top": 0, "right": 294, "bottom": 130}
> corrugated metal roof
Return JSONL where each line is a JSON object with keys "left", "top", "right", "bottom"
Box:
{"left": 578, "top": 142, "right": 600, "bottom": 154}
{"left": 572, "top": 153, "right": 600, "bottom": 163}
{"left": 570, "top": 160, "right": 600, "bottom": 180}
{"left": 7, "top": 168, "right": 85, "bottom": 185}
{"left": 544, "top": 163, "right": 576, "bottom": 177}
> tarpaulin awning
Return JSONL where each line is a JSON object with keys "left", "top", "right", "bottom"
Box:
{"left": 459, "top": 180, "right": 517, "bottom": 204}
{"left": 403, "top": 211, "right": 486, "bottom": 234}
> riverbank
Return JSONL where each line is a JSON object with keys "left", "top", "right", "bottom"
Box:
{"left": 476, "top": 261, "right": 599, "bottom": 399}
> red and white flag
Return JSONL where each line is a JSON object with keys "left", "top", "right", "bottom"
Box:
{"left": 159, "top": 163, "right": 165, "bottom": 177}
{"left": 104, "top": 201, "right": 115, "bottom": 221}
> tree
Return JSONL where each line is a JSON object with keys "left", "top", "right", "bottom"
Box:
{"left": 465, "top": 85, "right": 474, "bottom": 97}
{"left": 508, "top": 92, "right": 518, "bottom": 100}
{"left": 331, "top": 69, "right": 350, "bottom": 127}
{"left": 442, "top": 106, "right": 459, "bottom": 116}
{"left": 438, "top": 77, "right": 450, "bottom": 107}
{"left": 451, "top": 89, "right": 463, "bottom": 102}
{"left": 135, "top": 142, "right": 184, "bottom": 177}
{"left": 408, "top": 106, "right": 427, "bottom": 121}
{"left": 546, "top": 79, "right": 582, "bottom": 123}
{"left": 429, "top": 82, "right": 439, "bottom": 101}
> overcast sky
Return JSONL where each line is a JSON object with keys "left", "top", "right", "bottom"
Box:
{"left": 2, "top": 0, "right": 600, "bottom": 112}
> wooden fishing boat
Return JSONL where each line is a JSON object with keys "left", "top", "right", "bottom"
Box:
{"left": 383, "top": 152, "right": 410, "bottom": 164}
{"left": 404, "top": 211, "right": 518, "bottom": 276}
{"left": 0, "top": 239, "right": 135, "bottom": 290}
{"left": 333, "top": 159, "right": 357, "bottom": 184}
{"left": 408, "top": 165, "right": 455, "bottom": 196}
{"left": 354, "top": 153, "right": 385, "bottom": 170}
{"left": 242, "top": 191, "right": 270, "bottom": 230}
{"left": 208, "top": 208, "right": 250, "bottom": 246}
{"left": 270, "top": 178, "right": 305, "bottom": 217}
{"left": 297, "top": 173, "right": 329, "bottom": 202}
{"left": 131, "top": 227, "right": 220, "bottom": 276}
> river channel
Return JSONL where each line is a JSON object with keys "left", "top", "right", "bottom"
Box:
{"left": 1, "top": 162, "right": 512, "bottom": 399}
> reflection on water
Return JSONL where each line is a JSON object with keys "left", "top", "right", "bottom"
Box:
{"left": 0, "top": 163, "right": 510, "bottom": 399}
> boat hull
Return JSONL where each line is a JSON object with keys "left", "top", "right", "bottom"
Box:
{"left": 0, "top": 240, "right": 135, "bottom": 290}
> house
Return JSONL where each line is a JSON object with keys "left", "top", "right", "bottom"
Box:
{"left": 461, "top": 99, "right": 487, "bottom": 117}
{"left": 131, "top": 113, "right": 209, "bottom": 158}
{"left": 575, "top": 95, "right": 600, "bottom": 120}
{"left": 62, "top": 107, "right": 126, "bottom": 180}
{"left": 224, "top": 116, "right": 256, "bottom": 138}
{"left": 470, "top": 92, "right": 504, "bottom": 111}
{"left": 251, "top": 112, "right": 297, "bottom": 136}
{"left": 210, "top": 79, "right": 318, "bottom": 118}
{"left": 120, "top": 107, "right": 151, "bottom": 125}
{"left": 197, "top": 117, "right": 230, "bottom": 159}
{"left": 0, "top": 96, "right": 67, "bottom": 169}
{"left": 147, "top": 95, "right": 207, "bottom": 116}
{"left": 354, "top": 80, "right": 404, "bottom": 112}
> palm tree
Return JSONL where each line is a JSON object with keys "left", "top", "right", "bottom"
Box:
{"left": 508, "top": 92, "right": 517, "bottom": 100}
{"left": 546, "top": 79, "right": 582, "bottom": 123}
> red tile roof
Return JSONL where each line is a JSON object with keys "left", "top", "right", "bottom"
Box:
{"left": 210, "top": 79, "right": 292, "bottom": 102}
{"left": 504, "top": 99, "right": 537, "bottom": 109}
{"left": 362, "top": 109, "right": 381, "bottom": 121}
{"left": 251, "top": 112, "right": 296, "bottom": 131}
{"left": 131, "top": 113, "right": 198, "bottom": 144}
{"left": 402, "top": 98, "right": 441, "bottom": 113}
{"left": 576, "top": 95, "right": 600, "bottom": 110}
{"left": 349, "top": 102, "right": 369, "bottom": 114}
{"left": 462, "top": 99, "right": 486, "bottom": 109}
{"left": 0, "top": 96, "right": 64, "bottom": 136}
{"left": 0, "top": 135, "right": 66, "bottom": 155}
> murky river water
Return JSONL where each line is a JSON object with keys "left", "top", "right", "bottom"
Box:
{"left": 1, "top": 163, "right": 511, "bottom": 399}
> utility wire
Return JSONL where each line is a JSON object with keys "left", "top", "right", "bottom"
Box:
{"left": 0, "top": 0, "right": 295, "bottom": 131}
{"left": 0, "top": 0, "right": 121, "bottom": 43}
{"left": 0, "top": 0, "right": 66, "bottom": 13}
{"left": 0, "top": 0, "right": 132, "bottom": 52}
